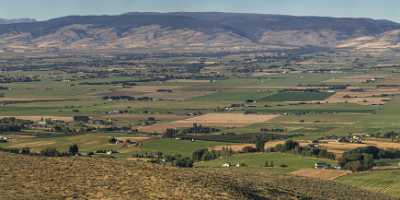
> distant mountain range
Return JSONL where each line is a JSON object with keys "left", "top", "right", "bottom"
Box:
{"left": 0, "top": 12, "right": 399, "bottom": 52}
{"left": 0, "top": 18, "right": 36, "bottom": 24}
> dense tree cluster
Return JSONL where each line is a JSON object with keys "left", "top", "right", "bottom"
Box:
{"left": 192, "top": 149, "right": 221, "bottom": 162}
{"left": 272, "top": 140, "right": 336, "bottom": 160}
{"left": 0, "top": 117, "right": 33, "bottom": 132}
{"left": 339, "top": 146, "right": 400, "bottom": 171}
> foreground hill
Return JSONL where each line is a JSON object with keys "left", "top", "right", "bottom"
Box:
{"left": 1, "top": 12, "right": 400, "bottom": 52}
{"left": 0, "top": 153, "right": 395, "bottom": 200}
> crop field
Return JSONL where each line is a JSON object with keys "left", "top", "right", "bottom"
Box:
{"left": 262, "top": 91, "right": 334, "bottom": 101}
{"left": 138, "top": 113, "right": 279, "bottom": 133}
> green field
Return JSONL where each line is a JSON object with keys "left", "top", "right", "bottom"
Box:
{"left": 262, "top": 91, "right": 334, "bottom": 101}
{"left": 197, "top": 152, "right": 335, "bottom": 174}
{"left": 138, "top": 139, "right": 229, "bottom": 157}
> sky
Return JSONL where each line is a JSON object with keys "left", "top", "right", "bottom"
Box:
{"left": 1, "top": 0, "right": 399, "bottom": 22}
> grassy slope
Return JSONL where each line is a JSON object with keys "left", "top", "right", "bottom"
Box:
{"left": 338, "top": 170, "right": 400, "bottom": 198}
{"left": 0, "top": 152, "right": 394, "bottom": 200}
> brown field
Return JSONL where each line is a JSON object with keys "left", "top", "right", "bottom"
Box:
{"left": 209, "top": 141, "right": 285, "bottom": 152}
{"left": 324, "top": 75, "right": 386, "bottom": 83}
{"left": 97, "top": 114, "right": 189, "bottom": 121}
{"left": 291, "top": 169, "right": 351, "bottom": 180}
{"left": 138, "top": 113, "right": 279, "bottom": 133}
{"left": 323, "top": 87, "right": 400, "bottom": 105}
{"left": 115, "top": 136, "right": 151, "bottom": 142}
{"left": 301, "top": 139, "right": 400, "bottom": 157}
{"left": 0, "top": 115, "right": 74, "bottom": 122}
{"left": 175, "top": 113, "right": 279, "bottom": 126}
{"left": 210, "top": 144, "right": 254, "bottom": 152}
{"left": 9, "top": 141, "right": 56, "bottom": 148}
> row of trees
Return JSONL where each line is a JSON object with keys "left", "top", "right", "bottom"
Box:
{"left": 0, "top": 144, "right": 80, "bottom": 157}
{"left": 0, "top": 117, "right": 33, "bottom": 132}
{"left": 271, "top": 140, "right": 336, "bottom": 160}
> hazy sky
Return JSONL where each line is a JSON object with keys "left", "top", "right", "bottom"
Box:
{"left": 1, "top": 0, "right": 399, "bottom": 22}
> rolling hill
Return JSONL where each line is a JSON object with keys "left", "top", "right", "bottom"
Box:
{"left": 0, "top": 12, "right": 400, "bottom": 52}
{"left": 0, "top": 152, "right": 396, "bottom": 200}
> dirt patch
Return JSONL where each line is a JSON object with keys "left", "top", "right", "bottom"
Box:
{"left": 291, "top": 169, "right": 351, "bottom": 180}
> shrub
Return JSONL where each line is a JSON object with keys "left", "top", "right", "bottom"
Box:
{"left": 40, "top": 148, "right": 61, "bottom": 157}
{"left": 175, "top": 157, "right": 193, "bottom": 168}
{"left": 69, "top": 144, "right": 79, "bottom": 155}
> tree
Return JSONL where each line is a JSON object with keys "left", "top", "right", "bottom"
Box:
{"left": 40, "top": 148, "right": 60, "bottom": 157}
{"left": 175, "top": 157, "right": 193, "bottom": 168}
{"left": 21, "top": 147, "right": 31, "bottom": 155}
{"left": 192, "top": 149, "right": 207, "bottom": 162}
{"left": 69, "top": 144, "right": 79, "bottom": 155}
{"left": 164, "top": 128, "right": 178, "bottom": 138}
{"left": 255, "top": 134, "right": 267, "bottom": 152}
{"left": 108, "top": 137, "right": 117, "bottom": 144}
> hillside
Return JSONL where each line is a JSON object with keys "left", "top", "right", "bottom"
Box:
{"left": 1, "top": 12, "right": 400, "bottom": 52}
{"left": 0, "top": 153, "right": 396, "bottom": 200}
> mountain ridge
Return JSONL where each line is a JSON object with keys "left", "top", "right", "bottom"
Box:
{"left": 1, "top": 12, "right": 399, "bottom": 52}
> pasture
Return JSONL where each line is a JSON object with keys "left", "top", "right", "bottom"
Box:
{"left": 196, "top": 152, "right": 336, "bottom": 174}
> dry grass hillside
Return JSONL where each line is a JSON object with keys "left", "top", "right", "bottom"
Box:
{"left": 0, "top": 153, "right": 396, "bottom": 200}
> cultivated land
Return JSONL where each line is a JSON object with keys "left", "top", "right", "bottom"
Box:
{"left": 1, "top": 43, "right": 400, "bottom": 199}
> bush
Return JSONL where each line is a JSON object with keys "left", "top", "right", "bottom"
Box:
{"left": 279, "top": 164, "right": 288, "bottom": 168}
{"left": 240, "top": 146, "right": 258, "bottom": 153}
{"left": 175, "top": 157, "right": 193, "bottom": 168}
{"left": 20, "top": 147, "right": 31, "bottom": 155}
{"left": 40, "top": 148, "right": 61, "bottom": 157}
{"left": 69, "top": 144, "right": 79, "bottom": 155}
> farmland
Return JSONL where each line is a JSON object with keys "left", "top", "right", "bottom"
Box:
{"left": 1, "top": 47, "right": 400, "bottom": 199}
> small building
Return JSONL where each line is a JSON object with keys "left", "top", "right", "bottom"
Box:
{"left": 222, "top": 163, "right": 231, "bottom": 168}
{"left": 315, "top": 162, "right": 332, "bottom": 169}
{"left": 0, "top": 136, "right": 9, "bottom": 143}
